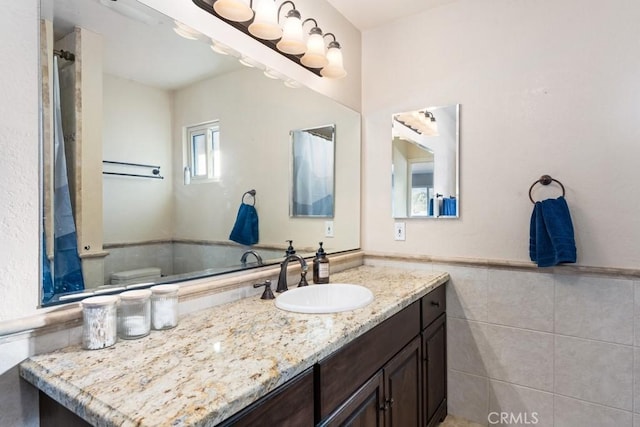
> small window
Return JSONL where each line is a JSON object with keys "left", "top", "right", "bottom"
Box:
{"left": 185, "top": 121, "right": 220, "bottom": 183}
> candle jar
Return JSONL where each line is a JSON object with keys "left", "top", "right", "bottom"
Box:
{"left": 81, "top": 295, "right": 118, "bottom": 350}
{"left": 118, "top": 289, "right": 151, "bottom": 339}
{"left": 151, "top": 284, "right": 179, "bottom": 330}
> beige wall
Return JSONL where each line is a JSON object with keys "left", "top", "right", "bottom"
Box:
{"left": 362, "top": 0, "right": 640, "bottom": 269}
{"left": 103, "top": 74, "right": 174, "bottom": 244}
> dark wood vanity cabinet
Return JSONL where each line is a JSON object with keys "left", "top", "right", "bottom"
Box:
{"left": 421, "top": 284, "right": 447, "bottom": 427}
{"left": 317, "top": 284, "right": 447, "bottom": 427}
{"left": 319, "top": 336, "right": 422, "bottom": 427}
{"left": 217, "top": 367, "right": 315, "bottom": 427}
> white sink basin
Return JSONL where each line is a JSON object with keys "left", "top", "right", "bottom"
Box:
{"left": 275, "top": 283, "right": 374, "bottom": 314}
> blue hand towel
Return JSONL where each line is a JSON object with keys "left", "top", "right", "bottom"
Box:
{"left": 229, "top": 202, "right": 259, "bottom": 246}
{"left": 443, "top": 198, "right": 457, "bottom": 216}
{"left": 529, "top": 196, "right": 576, "bottom": 267}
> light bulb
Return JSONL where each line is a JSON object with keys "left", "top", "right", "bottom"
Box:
{"left": 276, "top": 10, "right": 306, "bottom": 55}
{"left": 248, "top": 0, "right": 282, "bottom": 40}
{"left": 300, "top": 29, "right": 328, "bottom": 68}
{"left": 321, "top": 42, "right": 346, "bottom": 79}
{"left": 213, "top": 0, "right": 253, "bottom": 22}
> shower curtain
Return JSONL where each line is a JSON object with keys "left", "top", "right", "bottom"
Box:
{"left": 43, "top": 56, "right": 84, "bottom": 303}
{"left": 292, "top": 131, "right": 334, "bottom": 216}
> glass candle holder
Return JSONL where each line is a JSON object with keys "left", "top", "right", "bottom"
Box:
{"left": 118, "top": 289, "right": 151, "bottom": 339}
{"left": 151, "top": 284, "right": 179, "bottom": 330}
{"left": 81, "top": 295, "right": 118, "bottom": 350}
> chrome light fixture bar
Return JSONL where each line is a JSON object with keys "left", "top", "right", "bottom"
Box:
{"left": 192, "top": 0, "right": 346, "bottom": 79}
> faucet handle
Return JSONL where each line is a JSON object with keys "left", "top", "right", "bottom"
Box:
{"left": 297, "top": 271, "right": 309, "bottom": 288}
{"left": 253, "top": 280, "right": 275, "bottom": 300}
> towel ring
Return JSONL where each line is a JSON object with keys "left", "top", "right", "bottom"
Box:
{"left": 528, "top": 175, "right": 565, "bottom": 204}
{"left": 242, "top": 189, "right": 256, "bottom": 206}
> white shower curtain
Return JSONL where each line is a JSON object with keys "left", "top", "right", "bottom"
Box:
{"left": 292, "top": 130, "right": 334, "bottom": 216}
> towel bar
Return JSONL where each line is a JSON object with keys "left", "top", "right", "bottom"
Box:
{"left": 528, "top": 174, "right": 565, "bottom": 204}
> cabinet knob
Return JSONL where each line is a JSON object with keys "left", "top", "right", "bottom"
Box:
{"left": 430, "top": 301, "right": 440, "bottom": 307}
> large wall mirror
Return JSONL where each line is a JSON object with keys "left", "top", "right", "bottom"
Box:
{"left": 40, "top": 0, "right": 361, "bottom": 305}
{"left": 391, "top": 104, "right": 459, "bottom": 218}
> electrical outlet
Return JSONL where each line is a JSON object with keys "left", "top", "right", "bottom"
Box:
{"left": 394, "top": 222, "right": 406, "bottom": 241}
{"left": 325, "top": 221, "right": 335, "bottom": 238}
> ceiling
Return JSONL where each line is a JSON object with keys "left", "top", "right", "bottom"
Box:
{"left": 325, "top": 0, "right": 458, "bottom": 31}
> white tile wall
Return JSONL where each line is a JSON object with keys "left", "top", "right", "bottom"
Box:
{"left": 488, "top": 380, "right": 554, "bottom": 427}
{"left": 448, "top": 317, "right": 488, "bottom": 377}
{"left": 554, "top": 396, "right": 632, "bottom": 427}
{"left": 448, "top": 369, "right": 489, "bottom": 425}
{"left": 434, "top": 261, "right": 638, "bottom": 426}
{"left": 442, "top": 265, "right": 488, "bottom": 322}
{"left": 555, "top": 275, "right": 633, "bottom": 345}
{"left": 554, "top": 335, "right": 633, "bottom": 410}
{"left": 483, "top": 325, "right": 554, "bottom": 392}
{"left": 487, "top": 269, "right": 554, "bottom": 332}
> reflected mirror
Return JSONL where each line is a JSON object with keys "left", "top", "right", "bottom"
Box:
{"left": 391, "top": 104, "right": 459, "bottom": 218}
{"left": 40, "top": 0, "right": 361, "bottom": 305}
{"left": 290, "top": 125, "right": 335, "bottom": 217}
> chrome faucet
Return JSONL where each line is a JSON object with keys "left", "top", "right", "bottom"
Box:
{"left": 276, "top": 254, "right": 309, "bottom": 293}
{"left": 240, "top": 250, "right": 263, "bottom": 266}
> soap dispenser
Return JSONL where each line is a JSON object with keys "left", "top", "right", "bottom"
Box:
{"left": 313, "top": 242, "right": 330, "bottom": 284}
{"left": 285, "top": 240, "right": 296, "bottom": 256}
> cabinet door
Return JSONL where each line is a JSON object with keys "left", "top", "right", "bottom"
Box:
{"left": 320, "top": 371, "right": 385, "bottom": 427}
{"left": 384, "top": 336, "right": 422, "bottom": 427}
{"left": 217, "top": 368, "right": 314, "bottom": 427}
{"left": 423, "top": 314, "right": 447, "bottom": 426}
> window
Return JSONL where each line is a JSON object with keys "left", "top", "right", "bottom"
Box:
{"left": 185, "top": 121, "right": 220, "bottom": 182}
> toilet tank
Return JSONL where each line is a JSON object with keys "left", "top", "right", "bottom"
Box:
{"left": 110, "top": 267, "right": 161, "bottom": 285}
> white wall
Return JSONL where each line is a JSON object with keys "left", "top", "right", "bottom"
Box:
{"left": 362, "top": 0, "right": 640, "bottom": 269}
{"left": 0, "top": 0, "right": 39, "bottom": 322}
{"left": 102, "top": 74, "right": 174, "bottom": 244}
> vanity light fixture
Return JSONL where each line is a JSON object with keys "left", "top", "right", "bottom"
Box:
{"left": 320, "top": 33, "right": 346, "bottom": 79}
{"left": 394, "top": 111, "right": 439, "bottom": 136}
{"left": 300, "top": 19, "right": 328, "bottom": 69}
{"left": 194, "top": 0, "right": 347, "bottom": 79}
{"left": 422, "top": 111, "right": 439, "bottom": 136}
{"left": 275, "top": 1, "right": 305, "bottom": 55}
{"left": 213, "top": 0, "right": 254, "bottom": 22}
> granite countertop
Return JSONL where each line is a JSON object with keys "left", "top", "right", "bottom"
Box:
{"left": 20, "top": 265, "right": 448, "bottom": 427}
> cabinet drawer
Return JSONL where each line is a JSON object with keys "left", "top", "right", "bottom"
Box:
{"left": 217, "top": 368, "right": 314, "bottom": 427}
{"left": 316, "top": 301, "right": 421, "bottom": 421}
{"left": 421, "top": 284, "right": 446, "bottom": 328}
